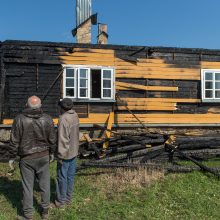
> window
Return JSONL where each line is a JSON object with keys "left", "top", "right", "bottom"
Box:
{"left": 63, "top": 65, "right": 115, "bottom": 101}
{"left": 64, "top": 68, "right": 76, "bottom": 98}
{"left": 78, "top": 68, "right": 89, "bottom": 98}
{"left": 201, "top": 69, "right": 220, "bottom": 102}
{"left": 102, "top": 69, "right": 114, "bottom": 99}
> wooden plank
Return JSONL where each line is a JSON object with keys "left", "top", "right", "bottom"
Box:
{"left": 71, "top": 48, "right": 115, "bottom": 54}
{"left": 4, "top": 113, "right": 220, "bottom": 125}
{"left": 120, "top": 98, "right": 201, "bottom": 103}
{"left": 116, "top": 85, "right": 137, "bottom": 91}
{"left": 58, "top": 57, "right": 114, "bottom": 63}
{"left": 116, "top": 106, "right": 177, "bottom": 111}
{"left": 117, "top": 102, "right": 176, "bottom": 107}
{"left": 61, "top": 60, "right": 114, "bottom": 66}
{"left": 201, "top": 61, "right": 220, "bottom": 68}
{"left": 103, "top": 112, "right": 114, "bottom": 149}
{"left": 116, "top": 81, "right": 178, "bottom": 91}
{"left": 58, "top": 52, "right": 114, "bottom": 59}
{"left": 116, "top": 74, "right": 200, "bottom": 80}
{"left": 116, "top": 67, "right": 200, "bottom": 74}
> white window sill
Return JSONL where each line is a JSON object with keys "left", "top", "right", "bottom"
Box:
{"left": 202, "top": 99, "right": 220, "bottom": 103}
{"left": 61, "top": 98, "right": 116, "bottom": 103}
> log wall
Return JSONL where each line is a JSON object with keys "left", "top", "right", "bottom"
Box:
{"left": 2, "top": 40, "right": 220, "bottom": 126}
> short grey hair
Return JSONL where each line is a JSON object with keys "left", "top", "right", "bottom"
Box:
{"left": 27, "top": 96, "right": 42, "bottom": 109}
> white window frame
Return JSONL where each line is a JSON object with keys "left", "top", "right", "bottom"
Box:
{"left": 201, "top": 69, "right": 220, "bottom": 102}
{"left": 101, "top": 68, "right": 114, "bottom": 99}
{"left": 63, "top": 67, "right": 77, "bottom": 98}
{"left": 62, "top": 65, "right": 115, "bottom": 100}
{"left": 78, "top": 68, "right": 90, "bottom": 99}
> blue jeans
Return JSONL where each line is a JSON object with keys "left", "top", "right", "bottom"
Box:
{"left": 56, "top": 157, "right": 77, "bottom": 204}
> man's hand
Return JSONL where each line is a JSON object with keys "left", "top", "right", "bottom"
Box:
{"left": 9, "top": 159, "right": 15, "bottom": 170}
{"left": 49, "top": 154, "right": 54, "bottom": 163}
{"left": 8, "top": 160, "right": 15, "bottom": 176}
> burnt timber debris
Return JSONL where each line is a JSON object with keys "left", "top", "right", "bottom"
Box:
{"left": 72, "top": 126, "right": 220, "bottom": 177}
{"left": 2, "top": 127, "right": 220, "bottom": 177}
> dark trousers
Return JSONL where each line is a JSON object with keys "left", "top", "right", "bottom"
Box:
{"left": 56, "top": 158, "right": 77, "bottom": 204}
{"left": 19, "top": 155, "right": 50, "bottom": 218}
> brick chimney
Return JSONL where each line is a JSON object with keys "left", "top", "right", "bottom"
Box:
{"left": 97, "top": 23, "right": 108, "bottom": 44}
{"left": 76, "top": 18, "right": 92, "bottom": 44}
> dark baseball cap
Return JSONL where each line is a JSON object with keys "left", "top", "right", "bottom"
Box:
{"left": 58, "top": 98, "right": 73, "bottom": 110}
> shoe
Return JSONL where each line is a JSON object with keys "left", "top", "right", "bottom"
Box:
{"left": 16, "top": 215, "right": 33, "bottom": 220}
{"left": 41, "top": 208, "right": 49, "bottom": 220}
{"left": 65, "top": 200, "right": 71, "bottom": 206}
{"left": 54, "top": 200, "right": 66, "bottom": 210}
{"left": 49, "top": 202, "right": 56, "bottom": 209}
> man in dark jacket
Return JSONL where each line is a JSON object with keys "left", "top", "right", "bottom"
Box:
{"left": 55, "top": 98, "right": 79, "bottom": 208}
{"left": 9, "top": 96, "right": 56, "bottom": 220}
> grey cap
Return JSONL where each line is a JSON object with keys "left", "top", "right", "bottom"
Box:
{"left": 59, "top": 98, "right": 73, "bottom": 110}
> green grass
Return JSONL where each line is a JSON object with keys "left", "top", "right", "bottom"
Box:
{"left": 1, "top": 161, "right": 220, "bottom": 220}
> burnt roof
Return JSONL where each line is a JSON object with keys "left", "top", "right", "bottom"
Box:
{"left": 2, "top": 39, "right": 220, "bottom": 56}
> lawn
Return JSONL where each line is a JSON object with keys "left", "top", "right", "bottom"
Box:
{"left": 0, "top": 160, "right": 220, "bottom": 220}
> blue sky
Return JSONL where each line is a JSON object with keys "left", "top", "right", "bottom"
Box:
{"left": 1, "top": 0, "right": 220, "bottom": 49}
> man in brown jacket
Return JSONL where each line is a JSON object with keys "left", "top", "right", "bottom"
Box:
{"left": 55, "top": 98, "right": 79, "bottom": 208}
{"left": 9, "top": 96, "right": 56, "bottom": 220}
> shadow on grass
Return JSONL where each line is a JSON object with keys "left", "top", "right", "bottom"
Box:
{"left": 0, "top": 176, "right": 58, "bottom": 217}
{"left": 76, "top": 170, "right": 115, "bottom": 177}
{"left": 0, "top": 176, "right": 23, "bottom": 216}
{"left": 50, "top": 178, "right": 57, "bottom": 203}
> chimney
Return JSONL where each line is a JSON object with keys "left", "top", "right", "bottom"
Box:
{"left": 97, "top": 23, "right": 108, "bottom": 44}
{"left": 76, "top": 18, "right": 92, "bottom": 44}
{"left": 72, "top": 0, "right": 97, "bottom": 44}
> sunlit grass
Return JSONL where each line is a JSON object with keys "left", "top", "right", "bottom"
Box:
{"left": 0, "top": 160, "right": 220, "bottom": 220}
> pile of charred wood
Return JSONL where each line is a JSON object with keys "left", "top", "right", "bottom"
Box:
{"left": 79, "top": 127, "right": 220, "bottom": 176}
{"left": 1, "top": 126, "right": 220, "bottom": 176}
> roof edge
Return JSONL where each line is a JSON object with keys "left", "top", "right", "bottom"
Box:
{"left": 3, "top": 39, "right": 220, "bottom": 55}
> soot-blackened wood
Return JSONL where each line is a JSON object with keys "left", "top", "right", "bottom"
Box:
{"left": 117, "top": 90, "right": 146, "bottom": 98}
{"left": 174, "top": 136, "right": 220, "bottom": 150}
{"left": 73, "top": 103, "right": 88, "bottom": 118}
{"left": 175, "top": 149, "right": 220, "bottom": 160}
{"left": 89, "top": 103, "right": 113, "bottom": 113}
{"left": 98, "top": 145, "right": 165, "bottom": 162}
{"left": 4, "top": 63, "right": 62, "bottom": 118}
{"left": 0, "top": 49, "right": 6, "bottom": 123}
{"left": 167, "top": 144, "right": 220, "bottom": 177}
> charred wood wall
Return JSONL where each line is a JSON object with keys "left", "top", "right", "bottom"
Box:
{"left": 2, "top": 40, "right": 220, "bottom": 124}
{"left": 114, "top": 47, "right": 220, "bottom": 114}
{"left": 1, "top": 41, "right": 90, "bottom": 119}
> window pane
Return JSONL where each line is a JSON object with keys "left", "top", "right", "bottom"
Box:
{"left": 80, "top": 89, "right": 87, "bottom": 97}
{"left": 216, "top": 91, "right": 220, "bottom": 98}
{"left": 80, "top": 79, "right": 88, "bottom": 87}
{"left": 103, "top": 70, "right": 112, "bottom": 78}
{"left": 103, "top": 80, "right": 111, "bottom": 88}
{"left": 66, "top": 88, "right": 75, "bottom": 97}
{"left": 215, "top": 73, "right": 220, "bottom": 80}
{"left": 66, "top": 78, "right": 75, "bottom": 87}
{"left": 205, "top": 72, "right": 213, "bottom": 80}
{"left": 103, "top": 89, "right": 111, "bottom": 98}
{"left": 216, "top": 82, "right": 220, "bottom": 89}
{"left": 80, "top": 69, "right": 88, "bottom": 78}
{"left": 66, "top": 68, "right": 74, "bottom": 77}
{"left": 205, "top": 90, "right": 213, "bottom": 98}
{"left": 205, "top": 81, "right": 213, "bottom": 89}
